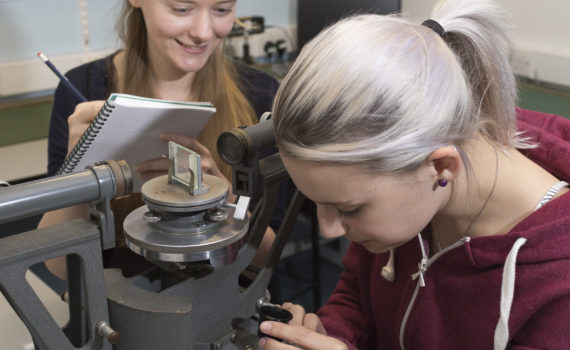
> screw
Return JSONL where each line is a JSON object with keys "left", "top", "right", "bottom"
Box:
{"left": 143, "top": 211, "right": 161, "bottom": 223}
{"left": 207, "top": 208, "right": 228, "bottom": 222}
{"left": 194, "top": 221, "right": 207, "bottom": 228}
{"left": 96, "top": 321, "right": 120, "bottom": 344}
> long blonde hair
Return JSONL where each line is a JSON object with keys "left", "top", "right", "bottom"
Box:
{"left": 116, "top": 2, "right": 257, "bottom": 180}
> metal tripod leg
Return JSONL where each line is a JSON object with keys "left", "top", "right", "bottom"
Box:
{"left": 0, "top": 219, "right": 112, "bottom": 350}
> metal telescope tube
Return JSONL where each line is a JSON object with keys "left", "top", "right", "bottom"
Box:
{"left": 217, "top": 118, "right": 275, "bottom": 166}
{"left": 0, "top": 160, "right": 132, "bottom": 224}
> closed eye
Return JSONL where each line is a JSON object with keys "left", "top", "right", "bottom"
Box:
{"left": 172, "top": 7, "right": 191, "bottom": 15}
{"left": 213, "top": 6, "right": 233, "bottom": 15}
{"left": 338, "top": 207, "right": 361, "bottom": 218}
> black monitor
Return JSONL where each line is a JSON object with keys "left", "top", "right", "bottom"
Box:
{"left": 297, "top": 0, "right": 401, "bottom": 53}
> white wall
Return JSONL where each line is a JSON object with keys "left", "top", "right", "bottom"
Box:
{"left": 7, "top": 0, "right": 567, "bottom": 95}
{"left": 402, "top": 0, "right": 570, "bottom": 88}
{"left": 0, "top": 0, "right": 297, "bottom": 97}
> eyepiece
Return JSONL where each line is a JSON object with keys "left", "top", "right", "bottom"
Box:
{"left": 217, "top": 117, "right": 274, "bottom": 166}
{"left": 217, "top": 127, "right": 252, "bottom": 165}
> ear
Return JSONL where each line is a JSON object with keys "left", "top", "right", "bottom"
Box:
{"left": 427, "top": 145, "right": 462, "bottom": 183}
{"left": 129, "top": 0, "right": 142, "bottom": 8}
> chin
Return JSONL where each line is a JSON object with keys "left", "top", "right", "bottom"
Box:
{"left": 360, "top": 241, "right": 400, "bottom": 255}
{"left": 366, "top": 246, "right": 390, "bottom": 254}
{"left": 176, "top": 59, "right": 209, "bottom": 73}
{"left": 358, "top": 242, "right": 386, "bottom": 254}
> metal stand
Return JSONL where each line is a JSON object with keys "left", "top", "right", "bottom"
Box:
{"left": 0, "top": 134, "right": 304, "bottom": 348}
{"left": 104, "top": 153, "right": 305, "bottom": 349}
{"left": 0, "top": 219, "right": 111, "bottom": 349}
{"left": 0, "top": 160, "right": 131, "bottom": 349}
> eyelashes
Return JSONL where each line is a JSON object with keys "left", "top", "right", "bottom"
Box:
{"left": 337, "top": 207, "right": 361, "bottom": 218}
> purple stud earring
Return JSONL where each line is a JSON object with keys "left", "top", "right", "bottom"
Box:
{"left": 437, "top": 179, "right": 448, "bottom": 187}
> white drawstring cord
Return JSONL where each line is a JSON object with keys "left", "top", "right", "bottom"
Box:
{"left": 494, "top": 237, "right": 527, "bottom": 350}
{"left": 411, "top": 233, "right": 429, "bottom": 287}
{"left": 381, "top": 249, "right": 396, "bottom": 282}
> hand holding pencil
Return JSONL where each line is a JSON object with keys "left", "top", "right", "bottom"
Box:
{"left": 38, "top": 51, "right": 102, "bottom": 154}
{"left": 66, "top": 100, "right": 106, "bottom": 155}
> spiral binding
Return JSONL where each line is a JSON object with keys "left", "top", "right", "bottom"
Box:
{"left": 57, "top": 101, "right": 116, "bottom": 175}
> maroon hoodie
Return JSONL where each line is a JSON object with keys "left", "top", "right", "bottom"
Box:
{"left": 318, "top": 109, "right": 570, "bottom": 350}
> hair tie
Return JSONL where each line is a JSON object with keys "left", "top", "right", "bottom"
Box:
{"left": 421, "top": 19, "right": 446, "bottom": 39}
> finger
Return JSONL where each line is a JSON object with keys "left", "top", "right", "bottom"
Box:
{"left": 259, "top": 322, "right": 347, "bottom": 350}
{"left": 258, "top": 336, "right": 292, "bottom": 349}
{"left": 281, "top": 303, "right": 306, "bottom": 327}
{"left": 302, "top": 313, "right": 326, "bottom": 334}
{"left": 70, "top": 101, "right": 105, "bottom": 123}
{"left": 160, "top": 133, "right": 210, "bottom": 155}
{"left": 67, "top": 101, "right": 106, "bottom": 150}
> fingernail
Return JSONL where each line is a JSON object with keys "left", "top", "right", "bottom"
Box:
{"left": 260, "top": 321, "right": 272, "bottom": 331}
{"left": 258, "top": 337, "right": 266, "bottom": 348}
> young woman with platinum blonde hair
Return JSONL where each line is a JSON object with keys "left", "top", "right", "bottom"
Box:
{"left": 258, "top": 0, "right": 570, "bottom": 349}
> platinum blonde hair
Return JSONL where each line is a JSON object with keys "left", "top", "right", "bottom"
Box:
{"left": 273, "top": 0, "right": 531, "bottom": 174}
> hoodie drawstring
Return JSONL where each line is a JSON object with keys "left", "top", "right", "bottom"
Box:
{"left": 411, "top": 233, "right": 429, "bottom": 287}
{"left": 381, "top": 249, "right": 396, "bottom": 282}
{"left": 493, "top": 237, "right": 527, "bottom": 350}
{"left": 494, "top": 180, "right": 565, "bottom": 348}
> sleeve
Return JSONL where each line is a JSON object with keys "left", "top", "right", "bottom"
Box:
{"left": 237, "top": 64, "right": 284, "bottom": 232}
{"left": 317, "top": 243, "right": 375, "bottom": 349}
{"left": 47, "top": 80, "right": 76, "bottom": 176}
{"left": 234, "top": 62, "right": 279, "bottom": 117}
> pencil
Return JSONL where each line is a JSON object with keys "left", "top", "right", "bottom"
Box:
{"left": 37, "top": 52, "right": 87, "bottom": 103}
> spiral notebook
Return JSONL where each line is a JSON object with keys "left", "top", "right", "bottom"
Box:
{"left": 58, "top": 93, "right": 216, "bottom": 191}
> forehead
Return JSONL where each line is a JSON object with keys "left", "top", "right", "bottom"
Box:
{"left": 281, "top": 155, "right": 380, "bottom": 205}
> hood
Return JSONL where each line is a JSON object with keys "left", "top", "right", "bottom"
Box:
{"left": 466, "top": 108, "right": 570, "bottom": 268}
{"left": 516, "top": 108, "right": 570, "bottom": 182}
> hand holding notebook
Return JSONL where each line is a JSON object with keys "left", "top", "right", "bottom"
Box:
{"left": 66, "top": 100, "right": 106, "bottom": 155}
{"left": 59, "top": 93, "right": 216, "bottom": 191}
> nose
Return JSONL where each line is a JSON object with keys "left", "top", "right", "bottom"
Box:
{"left": 316, "top": 204, "right": 347, "bottom": 239}
{"left": 188, "top": 10, "right": 214, "bottom": 43}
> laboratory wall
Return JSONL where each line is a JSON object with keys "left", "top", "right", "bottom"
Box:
{"left": 0, "top": 0, "right": 297, "bottom": 97}
{"left": 402, "top": 0, "right": 570, "bottom": 88}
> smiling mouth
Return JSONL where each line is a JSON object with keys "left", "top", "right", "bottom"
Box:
{"left": 175, "top": 39, "right": 208, "bottom": 52}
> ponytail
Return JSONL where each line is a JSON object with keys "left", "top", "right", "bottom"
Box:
{"left": 431, "top": 0, "right": 533, "bottom": 148}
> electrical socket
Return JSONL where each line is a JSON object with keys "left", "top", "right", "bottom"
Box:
{"left": 510, "top": 48, "right": 534, "bottom": 78}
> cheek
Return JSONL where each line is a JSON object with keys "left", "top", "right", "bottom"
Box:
{"left": 145, "top": 14, "right": 180, "bottom": 39}
{"left": 383, "top": 203, "right": 435, "bottom": 240}
{"left": 356, "top": 199, "right": 434, "bottom": 243}
{"left": 213, "top": 17, "right": 235, "bottom": 38}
